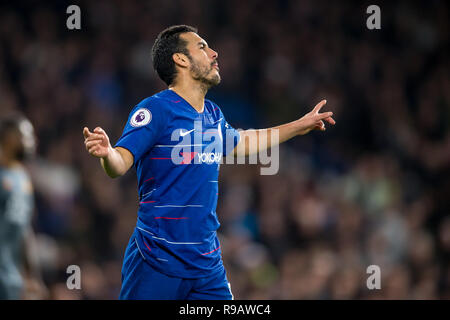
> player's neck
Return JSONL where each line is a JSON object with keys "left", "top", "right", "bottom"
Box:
{"left": 169, "top": 81, "right": 206, "bottom": 113}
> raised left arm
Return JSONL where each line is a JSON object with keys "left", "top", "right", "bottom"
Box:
{"left": 232, "top": 100, "right": 335, "bottom": 156}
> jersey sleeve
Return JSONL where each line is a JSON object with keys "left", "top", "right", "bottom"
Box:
{"left": 115, "top": 99, "right": 167, "bottom": 165}
{"left": 216, "top": 106, "right": 241, "bottom": 156}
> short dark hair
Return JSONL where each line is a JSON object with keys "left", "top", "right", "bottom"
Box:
{"left": 151, "top": 25, "right": 198, "bottom": 86}
{"left": 0, "top": 112, "right": 36, "bottom": 160}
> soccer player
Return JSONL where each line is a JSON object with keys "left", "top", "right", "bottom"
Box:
{"left": 83, "top": 25, "right": 335, "bottom": 300}
{"left": 0, "top": 114, "right": 47, "bottom": 299}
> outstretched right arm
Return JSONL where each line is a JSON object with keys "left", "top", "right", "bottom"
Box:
{"left": 83, "top": 127, "right": 133, "bottom": 178}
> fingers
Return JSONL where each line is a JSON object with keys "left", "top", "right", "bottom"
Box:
{"left": 314, "top": 116, "right": 336, "bottom": 132}
{"left": 84, "top": 133, "right": 105, "bottom": 142}
{"left": 315, "top": 120, "right": 326, "bottom": 131}
{"left": 324, "top": 116, "right": 336, "bottom": 125}
{"left": 312, "top": 99, "right": 327, "bottom": 113}
{"left": 312, "top": 99, "right": 336, "bottom": 124}
{"left": 87, "top": 141, "right": 103, "bottom": 154}
{"left": 83, "top": 127, "right": 91, "bottom": 139}
{"left": 92, "top": 127, "right": 109, "bottom": 143}
{"left": 88, "top": 144, "right": 99, "bottom": 153}
{"left": 316, "top": 111, "right": 333, "bottom": 121}
{"left": 88, "top": 145, "right": 101, "bottom": 156}
{"left": 83, "top": 126, "right": 110, "bottom": 158}
{"left": 301, "top": 99, "right": 336, "bottom": 133}
{"left": 83, "top": 127, "right": 107, "bottom": 141}
{"left": 84, "top": 127, "right": 106, "bottom": 141}
{"left": 94, "top": 127, "right": 105, "bottom": 135}
{"left": 85, "top": 139, "right": 103, "bottom": 149}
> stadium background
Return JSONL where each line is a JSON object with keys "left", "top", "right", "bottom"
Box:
{"left": 0, "top": 0, "right": 449, "bottom": 299}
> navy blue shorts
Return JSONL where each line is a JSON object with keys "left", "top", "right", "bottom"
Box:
{"left": 119, "top": 235, "right": 233, "bottom": 300}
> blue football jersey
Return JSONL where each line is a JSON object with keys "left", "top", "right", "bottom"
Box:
{"left": 115, "top": 89, "right": 241, "bottom": 278}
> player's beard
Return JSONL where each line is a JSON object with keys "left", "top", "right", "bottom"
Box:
{"left": 189, "top": 57, "right": 221, "bottom": 90}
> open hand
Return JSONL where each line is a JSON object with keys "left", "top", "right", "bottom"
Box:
{"left": 296, "top": 100, "right": 336, "bottom": 135}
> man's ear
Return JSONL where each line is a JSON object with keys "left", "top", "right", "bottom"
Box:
{"left": 173, "top": 53, "right": 189, "bottom": 68}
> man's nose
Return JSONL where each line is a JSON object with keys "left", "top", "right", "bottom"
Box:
{"left": 210, "top": 48, "right": 218, "bottom": 60}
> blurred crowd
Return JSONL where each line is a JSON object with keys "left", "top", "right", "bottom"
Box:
{"left": 0, "top": 0, "right": 449, "bottom": 299}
